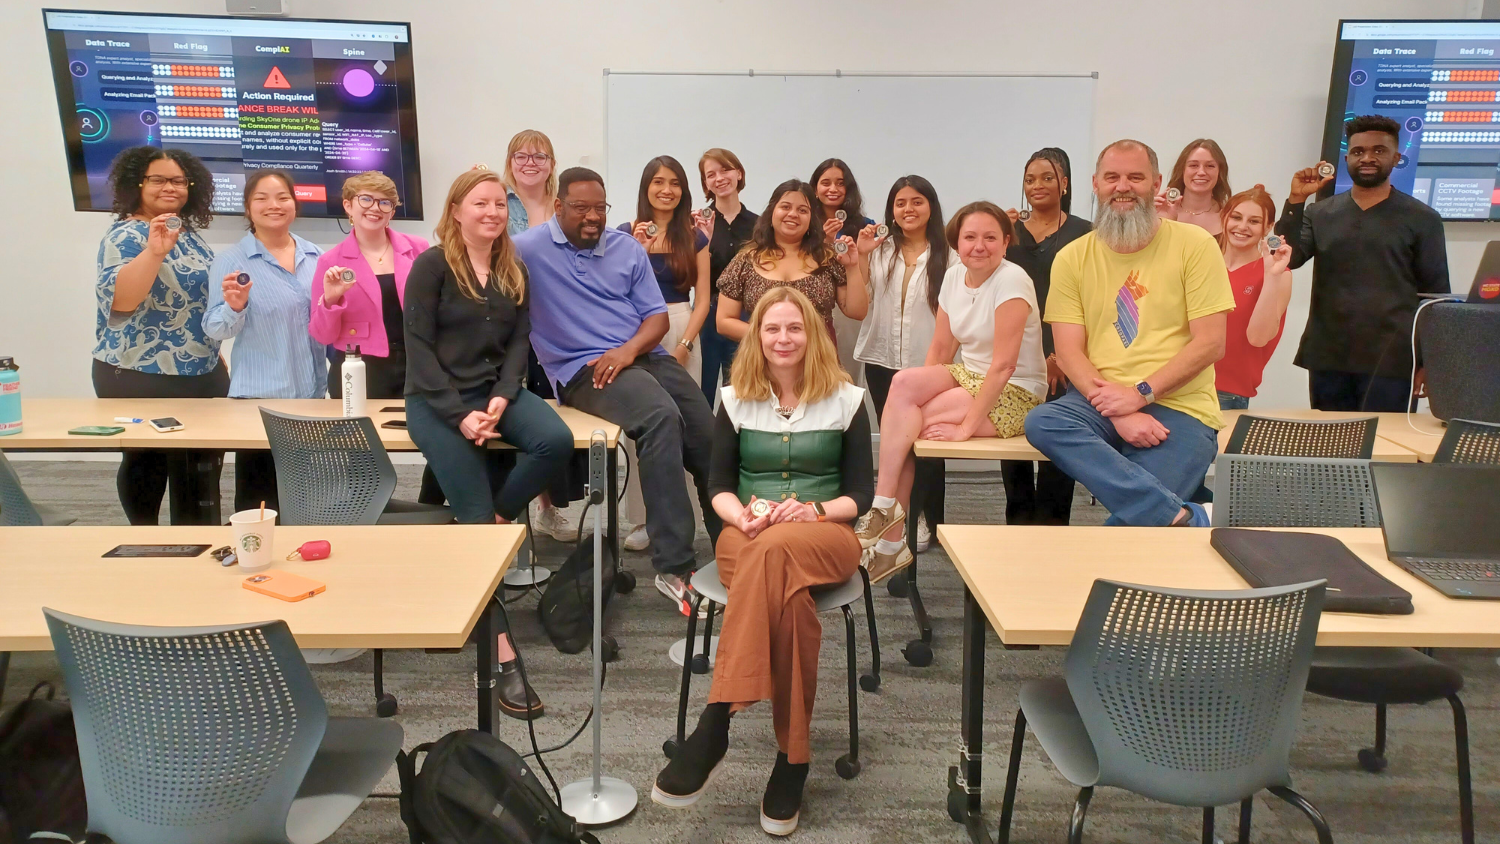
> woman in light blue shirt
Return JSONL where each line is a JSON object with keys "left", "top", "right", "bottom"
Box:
{"left": 204, "top": 168, "right": 326, "bottom": 512}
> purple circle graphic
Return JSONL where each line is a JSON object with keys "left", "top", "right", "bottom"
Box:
{"left": 342, "top": 68, "right": 375, "bottom": 97}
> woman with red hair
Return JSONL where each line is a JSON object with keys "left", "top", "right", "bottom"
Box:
{"left": 1216, "top": 185, "right": 1293, "bottom": 409}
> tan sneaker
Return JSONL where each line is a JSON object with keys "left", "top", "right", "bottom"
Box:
{"left": 856, "top": 502, "right": 906, "bottom": 550}
{"left": 862, "top": 543, "right": 914, "bottom": 585}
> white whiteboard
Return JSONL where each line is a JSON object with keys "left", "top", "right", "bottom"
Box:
{"left": 604, "top": 72, "right": 1097, "bottom": 226}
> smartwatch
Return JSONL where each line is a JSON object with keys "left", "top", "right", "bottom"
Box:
{"left": 811, "top": 501, "right": 827, "bottom": 522}
{"left": 1135, "top": 381, "right": 1156, "bottom": 404}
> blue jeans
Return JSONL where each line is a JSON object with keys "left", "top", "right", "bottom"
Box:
{"left": 698, "top": 301, "right": 738, "bottom": 408}
{"left": 407, "top": 387, "right": 573, "bottom": 524}
{"left": 1217, "top": 391, "right": 1250, "bottom": 410}
{"left": 1024, "top": 389, "right": 1219, "bottom": 526}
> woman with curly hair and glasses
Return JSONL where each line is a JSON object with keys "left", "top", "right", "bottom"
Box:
{"left": 92, "top": 146, "right": 228, "bottom": 525}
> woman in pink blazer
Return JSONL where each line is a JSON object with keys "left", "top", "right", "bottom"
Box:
{"left": 310, "top": 171, "right": 430, "bottom": 398}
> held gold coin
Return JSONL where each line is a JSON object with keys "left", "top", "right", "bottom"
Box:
{"left": 339, "top": 268, "right": 355, "bottom": 282}
{"left": 749, "top": 498, "right": 772, "bottom": 518}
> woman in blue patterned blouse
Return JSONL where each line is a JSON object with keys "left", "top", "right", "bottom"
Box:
{"left": 93, "top": 146, "right": 228, "bottom": 525}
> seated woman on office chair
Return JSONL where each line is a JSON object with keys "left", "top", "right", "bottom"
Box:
{"left": 652, "top": 287, "right": 872, "bottom": 836}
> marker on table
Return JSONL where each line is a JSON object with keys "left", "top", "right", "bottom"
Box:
{"left": 114, "top": 417, "right": 144, "bottom": 424}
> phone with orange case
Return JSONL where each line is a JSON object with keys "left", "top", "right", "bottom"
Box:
{"left": 242, "top": 570, "right": 326, "bottom": 602}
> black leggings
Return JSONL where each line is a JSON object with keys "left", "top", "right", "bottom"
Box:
{"left": 863, "top": 363, "right": 945, "bottom": 528}
{"left": 91, "top": 359, "right": 229, "bottom": 525}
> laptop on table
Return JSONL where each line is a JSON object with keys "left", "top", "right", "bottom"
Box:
{"left": 1370, "top": 463, "right": 1500, "bottom": 599}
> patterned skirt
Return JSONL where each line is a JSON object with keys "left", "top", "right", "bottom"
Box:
{"left": 944, "top": 364, "right": 1043, "bottom": 438}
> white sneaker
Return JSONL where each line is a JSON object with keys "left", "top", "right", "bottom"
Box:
{"left": 915, "top": 515, "right": 932, "bottom": 553}
{"left": 301, "top": 648, "right": 368, "bottom": 664}
{"left": 532, "top": 504, "right": 579, "bottom": 542}
{"left": 624, "top": 524, "right": 650, "bottom": 551}
{"left": 656, "top": 572, "right": 711, "bottom": 618}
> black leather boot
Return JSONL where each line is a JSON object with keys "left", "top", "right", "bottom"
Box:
{"left": 497, "top": 660, "right": 543, "bottom": 719}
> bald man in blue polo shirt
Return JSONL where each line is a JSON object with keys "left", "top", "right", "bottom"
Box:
{"left": 516, "top": 167, "right": 721, "bottom": 608}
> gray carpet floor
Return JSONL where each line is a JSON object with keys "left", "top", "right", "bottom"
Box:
{"left": 4, "top": 460, "right": 1496, "bottom": 843}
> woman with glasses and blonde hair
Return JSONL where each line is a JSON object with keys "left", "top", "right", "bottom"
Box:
{"left": 502, "top": 130, "right": 580, "bottom": 541}
{"left": 404, "top": 166, "right": 573, "bottom": 719}
{"left": 309, "top": 171, "right": 429, "bottom": 398}
{"left": 652, "top": 287, "right": 872, "bottom": 836}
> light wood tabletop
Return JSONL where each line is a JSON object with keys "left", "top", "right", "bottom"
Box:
{"left": 937, "top": 524, "right": 1500, "bottom": 649}
{"left": 0, "top": 397, "right": 619, "bottom": 451}
{"left": 912, "top": 409, "right": 1431, "bottom": 463}
{"left": 0, "top": 524, "right": 523, "bottom": 651}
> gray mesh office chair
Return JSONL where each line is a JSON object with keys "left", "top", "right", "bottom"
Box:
{"left": 998, "top": 579, "right": 1330, "bottom": 844}
{"left": 1213, "top": 451, "right": 1475, "bottom": 843}
{"left": 1225, "top": 414, "right": 1378, "bottom": 459}
{"left": 0, "top": 449, "right": 77, "bottom": 526}
{"left": 1210, "top": 454, "right": 1380, "bottom": 528}
{"left": 662, "top": 560, "right": 879, "bottom": 781}
{"left": 44, "top": 609, "right": 403, "bottom": 844}
{"left": 1432, "top": 418, "right": 1500, "bottom": 465}
{"left": 260, "top": 408, "right": 451, "bottom": 718}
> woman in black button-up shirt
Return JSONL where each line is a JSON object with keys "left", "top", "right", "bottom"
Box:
{"left": 404, "top": 167, "right": 573, "bottom": 526}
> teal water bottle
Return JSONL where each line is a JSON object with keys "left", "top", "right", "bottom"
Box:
{"left": 0, "top": 357, "right": 19, "bottom": 436}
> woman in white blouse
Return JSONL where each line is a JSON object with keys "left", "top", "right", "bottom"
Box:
{"left": 855, "top": 201, "right": 1048, "bottom": 582}
{"left": 853, "top": 175, "right": 955, "bottom": 553}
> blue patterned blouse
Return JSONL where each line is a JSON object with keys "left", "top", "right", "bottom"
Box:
{"left": 94, "top": 219, "right": 222, "bottom": 376}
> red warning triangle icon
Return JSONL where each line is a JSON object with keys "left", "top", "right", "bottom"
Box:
{"left": 263, "top": 66, "right": 291, "bottom": 89}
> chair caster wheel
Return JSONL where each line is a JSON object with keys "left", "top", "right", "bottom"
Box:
{"left": 615, "top": 570, "right": 637, "bottom": 594}
{"left": 690, "top": 654, "right": 710, "bottom": 675}
{"left": 376, "top": 693, "right": 398, "bottom": 718}
{"left": 947, "top": 786, "right": 966, "bottom": 823}
{"left": 903, "top": 640, "right": 933, "bottom": 667}
{"left": 1357, "top": 748, "right": 1388, "bottom": 773}
{"left": 886, "top": 576, "right": 909, "bottom": 598}
{"left": 662, "top": 739, "right": 678, "bottom": 759}
{"left": 859, "top": 674, "right": 880, "bottom": 693}
{"left": 835, "top": 755, "right": 861, "bottom": 780}
{"left": 594, "top": 634, "right": 619, "bottom": 663}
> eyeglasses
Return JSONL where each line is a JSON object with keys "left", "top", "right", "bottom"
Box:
{"left": 354, "top": 194, "right": 396, "bottom": 211}
{"left": 142, "top": 175, "right": 191, "bottom": 188}
{"left": 512, "top": 152, "right": 552, "bottom": 165}
{"left": 564, "top": 201, "right": 610, "bottom": 217}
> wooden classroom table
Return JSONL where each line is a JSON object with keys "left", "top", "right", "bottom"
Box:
{"left": 935, "top": 524, "right": 1500, "bottom": 843}
{"left": 886, "top": 409, "right": 1433, "bottom": 669}
{"left": 2, "top": 398, "right": 625, "bottom": 558}
{"left": 0, "top": 524, "right": 525, "bottom": 733}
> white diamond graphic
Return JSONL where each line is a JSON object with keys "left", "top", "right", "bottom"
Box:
{"left": 373, "top": 60, "right": 388, "bottom": 75}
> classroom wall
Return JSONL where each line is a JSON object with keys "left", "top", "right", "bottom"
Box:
{"left": 0, "top": 0, "right": 1484, "bottom": 410}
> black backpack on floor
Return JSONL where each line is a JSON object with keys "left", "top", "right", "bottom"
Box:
{"left": 0, "top": 683, "right": 87, "bottom": 844}
{"left": 396, "top": 730, "right": 597, "bottom": 844}
{"left": 537, "top": 498, "right": 617, "bottom": 654}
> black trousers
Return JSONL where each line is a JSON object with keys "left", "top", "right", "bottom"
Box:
{"left": 1309, "top": 369, "right": 1417, "bottom": 413}
{"left": 863, "top": 363, "right": 945, "bottom": 528}
{"left": 327, "top": 345, "right": 446, "bottom": 506}
{"left": 91, "top": 359, "right": 229, "bottom": 525}
{"left": 560, "top": 353, "right": 720, "bottom": 575}
{"left": 999, "top": 382, "right": 1077, "bottom": 525}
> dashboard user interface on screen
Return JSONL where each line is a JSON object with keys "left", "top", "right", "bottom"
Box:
{"left": 43, "top": 9, "right": 423, "bottom": 218}
{"left": 1326, "top": 20, "right": 1500, "bottom": 221}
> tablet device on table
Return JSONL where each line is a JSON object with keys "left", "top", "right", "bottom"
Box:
{"left": 380, "top": 419, "right": 407, "bottom": 429}
{"left": 243, "top": 570, "right": 326, "bottom": 602}
{"left": 381, "top": 406, "right": 404, "bottom": 413}
{"left": 102, "top": 544, "right": 212, "bottom": 558}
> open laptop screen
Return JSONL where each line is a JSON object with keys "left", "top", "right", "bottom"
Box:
{"left": 1371, "top": 463, "right": 1500, "bottom": 558}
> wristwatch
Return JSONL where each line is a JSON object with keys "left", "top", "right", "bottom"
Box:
{"left": 1135, "top": 381, "right": 1156, "bottom": 404}
{"left": 678, "top": 338, "right": 694, "bottom": 351}
{"left": 811, "top": 501, "right": 827, "bottom": 522}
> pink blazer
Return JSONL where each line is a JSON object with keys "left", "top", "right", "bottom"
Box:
{"left": 309, "top": 229, "right": 430, "bottom": 358}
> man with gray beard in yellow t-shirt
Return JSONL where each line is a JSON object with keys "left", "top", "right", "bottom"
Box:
{"left": 1024, "top": 139, "right": 1235, "bottom": 527}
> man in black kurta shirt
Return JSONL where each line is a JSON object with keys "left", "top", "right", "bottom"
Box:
{"left": 1276, "top": 114, "right": 1449, "bottom": 412}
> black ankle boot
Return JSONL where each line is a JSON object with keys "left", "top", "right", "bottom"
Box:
{"left": 497, "top": 660, "right": 543, "bottom": 720}
{"left": 652, "top": 703, "right": 731, "bottom": 807}
{"left": 760, "top": 752, "right": 809, "bottom": 836}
